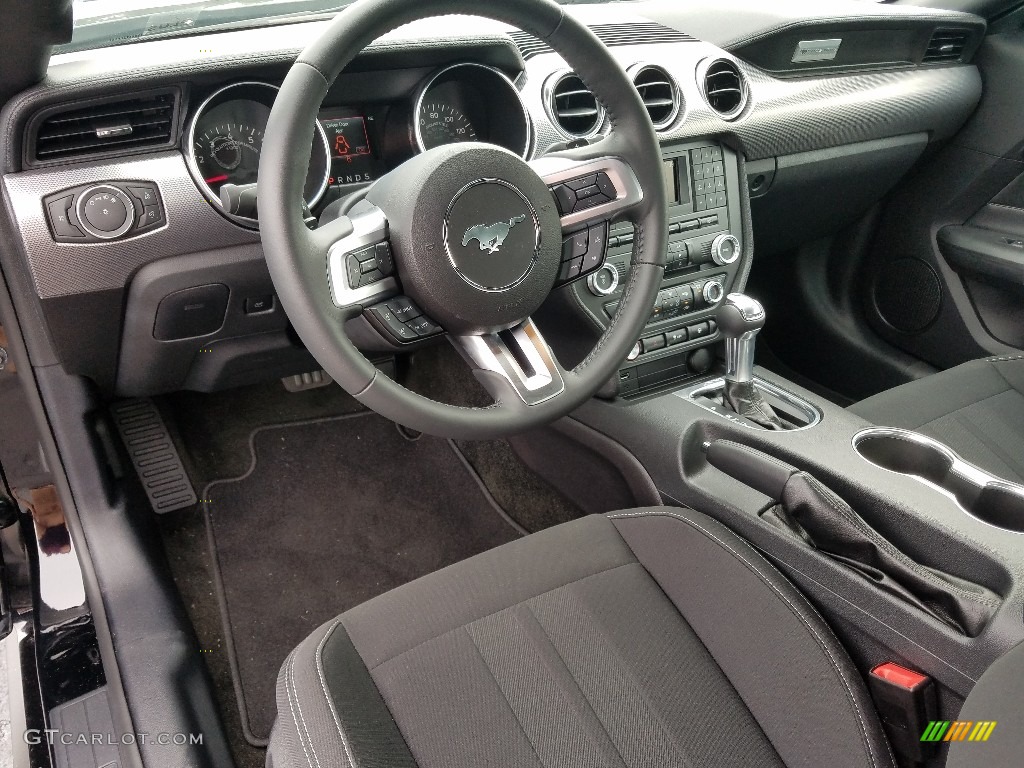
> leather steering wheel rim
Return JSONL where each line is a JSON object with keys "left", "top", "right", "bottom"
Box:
{"left": 260, "top": 0, "right": 667, "bottom": 439}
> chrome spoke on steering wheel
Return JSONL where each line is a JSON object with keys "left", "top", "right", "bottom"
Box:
{"left": 530, "top": 153, "right": 644, "bottom": 231}
{"left": 323, "top": 202, "right": 399, "bottom": 309}
{"left": 451, "top": 319, "right": 565, "bottom": 406}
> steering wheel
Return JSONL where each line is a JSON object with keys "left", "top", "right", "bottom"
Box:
{"left": 260, "top": 0, "right": 667, "bottom": 439}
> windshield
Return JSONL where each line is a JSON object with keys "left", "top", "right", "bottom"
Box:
{"left": 59, "top": 0, "right": 615, "bottom": 54}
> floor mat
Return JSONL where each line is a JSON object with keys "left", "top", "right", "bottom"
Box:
{"left": 203, "top": 411, "right": 522, "bottom": 745}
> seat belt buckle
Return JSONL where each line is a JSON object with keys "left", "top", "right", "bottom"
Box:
{"left": 868, "top": 662, "right": 938, "bottom": 764}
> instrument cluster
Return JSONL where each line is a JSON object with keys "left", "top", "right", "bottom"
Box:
{"left": 185, "top": 63, "right": 532, "bottom": 227}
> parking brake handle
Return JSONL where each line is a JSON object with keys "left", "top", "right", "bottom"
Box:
{"left": 705, "top": 439, "right": 999, "bottom": 636}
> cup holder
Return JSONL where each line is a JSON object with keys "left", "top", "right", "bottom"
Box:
{"left": 853, "top": 428, "right": 1024, "bottom": 533}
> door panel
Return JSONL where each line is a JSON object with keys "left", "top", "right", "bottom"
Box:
{"left": 862, "top": 28, "right": 1024, "bottom": 368}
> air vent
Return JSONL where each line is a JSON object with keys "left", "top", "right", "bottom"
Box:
{"left": 923, "top": 28, "right": 970, "bottom": 63}
{"left": 30, "top": 89, "right": 179, "bottom": 165}
{"left": 701, "top": 59, "right": 746, "bottom": 120}
{"left": 547, "top": 73, "right": 604, "bottom": 138}
{"left": 631, "top": 65, "right": 680, "bottom": 130}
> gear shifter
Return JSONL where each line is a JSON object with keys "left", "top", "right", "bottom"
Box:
{"left": 717, "top": 293, "right": 786, "bottom": 429}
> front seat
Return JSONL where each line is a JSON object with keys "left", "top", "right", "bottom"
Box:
{"left": 268, "top": 509, "right": 894, "bottom": 768}
{"left": 850, "top": 355, "right": 1024, "bottom": 482}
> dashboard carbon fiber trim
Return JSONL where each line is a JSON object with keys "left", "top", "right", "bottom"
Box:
{"left": 3, "top": 153, "right": 258, "bottom": 298}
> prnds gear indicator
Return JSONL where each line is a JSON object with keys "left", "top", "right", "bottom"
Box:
{"left": 322, "top": 115, "right": 375, "bottom": 185}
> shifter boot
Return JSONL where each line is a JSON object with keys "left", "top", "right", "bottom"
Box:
{"left": 723, "top": 379, "right": 786, "bottom": 430}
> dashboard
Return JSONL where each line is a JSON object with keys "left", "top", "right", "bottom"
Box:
{"left": 0, "top": 0, "right": 988, "bottom": 398}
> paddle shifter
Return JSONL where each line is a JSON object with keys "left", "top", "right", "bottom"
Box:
{"left": 717, "top": 293, "right": 786, "bottom": 430}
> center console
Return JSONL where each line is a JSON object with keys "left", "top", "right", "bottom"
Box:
{"left": 564, "top": 139, "right": 747, "bottom": 397}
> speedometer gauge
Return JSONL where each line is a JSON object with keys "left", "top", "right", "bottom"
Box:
{"left": 417, "top": 103, "right": 477, "bottom": 150}
{"left": 412, "top": 63, "right": 531, "bottom": 158}
{"left": 185, "top": 81, "right": 330, "bottom": 227}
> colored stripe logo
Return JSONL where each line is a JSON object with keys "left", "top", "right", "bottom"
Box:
{"left": 921, "top": 721, "right": 996, "bottom": 742}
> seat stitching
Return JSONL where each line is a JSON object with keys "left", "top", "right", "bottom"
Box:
{"left": 608, "top": 509, "right": 892, "bottom": 768}
{"left": 464, "top": 625, "right": 548, "bottom": 768}
{"left": 314, "top": 618, "right": 358, "bottom": 767}
{"left": 369, "top": 560, "right": 639, "bottom": 672}
{"left": 285, "top": 649, "right": 320, "bottom": 768}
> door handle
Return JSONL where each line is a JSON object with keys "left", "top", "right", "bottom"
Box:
{"left": 938, "top": 225, "right": 1024, "bottom": 283}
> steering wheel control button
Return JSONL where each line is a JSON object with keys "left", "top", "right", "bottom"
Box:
{"left": 374, "top": 243, "right": 394, "bottom": 275}
{"left": 444, "top": 178, "right": 540, "bottom": 292}
{"left": 367, "top": 297, "right": 443, "bottom": 344}
{"left": 77, "top": 185, "right": 135, "bottom": 239}
{"left": 580, "top": 223, "right": 608, "bottom": 273}
{"left": 46, "top": 195, "right": 85, "bottom": 240}
{"left": 551, "top": 173, "right": 618, "bottom": 215}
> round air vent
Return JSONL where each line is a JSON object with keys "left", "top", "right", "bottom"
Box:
{"left": 630, "top": 65, "right": 680, "bottom": 130}
{"left": 700, "top": 58, "right": 747, "bottom": 120}
{"left": 546, "top": 72, "right": 604, "bottom": 138}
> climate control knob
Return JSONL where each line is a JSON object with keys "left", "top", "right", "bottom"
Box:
{"left": 587, "top": 263, "right": 619, "bottom": 296}
{"left": 702, "top": 280, "right": 725, "bottom": 306}
{"left": 711, "top": 233, "right": 741, "bottom": 266}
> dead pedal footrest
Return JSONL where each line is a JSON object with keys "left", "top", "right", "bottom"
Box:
{"left": 110, "top": 398, "right": 196, "bottom": 513}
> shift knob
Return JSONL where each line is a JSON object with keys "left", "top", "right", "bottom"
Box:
{"left": 717, "top": 293, "right": 766, "bottom": 338}
{"left": 718, "top": 293, "right": 765, "bottom": 383}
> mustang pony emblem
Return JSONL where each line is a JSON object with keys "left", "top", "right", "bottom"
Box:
{"left": 462, "top": 215, "right": 527, "bottom": 254}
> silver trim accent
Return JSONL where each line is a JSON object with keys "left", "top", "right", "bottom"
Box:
{"left": 532, "top": 155, "right": 644, "bottom": 230}
{"left": 711, "top": 233, "right": 740, "bottom": 266}
{"left": 853, "top": 427, "right": 1024, "bottom": 534}
{"left": 543, "top": 70, "right": 606, "bottom": 141}
{"left": 701, "top": 280, "right": 724, "bottom": 306}
{"left": 792, "top": 39, "right": 843, "bottom": 64}
{"left": 453, "top": 318, "right": 564, "bottom": 405}
{"left": 75, "top": 185, "right": 136, "bottom": 240}
{"left": 326, "top": 204, "right": 398, "bottom": 308}
{"left": 627, "top": 63, "right": 682, "bottom": 132}
{"left": 412, "top": 62, "right": 532, "bottom": 159}
{"left": 442, "top": 178, "right": 541, "bottom": 292}
{"left": 696, "top": 58, "right": 748, "bottom": 122}
{"left": 587, "top": 263, "right": 619, "bottom": 296}
{"left": 184, "top": 81, "right": 331, "bottom": 228}
{"left": 677, "top": 376, "right": 822, "bottom": 431}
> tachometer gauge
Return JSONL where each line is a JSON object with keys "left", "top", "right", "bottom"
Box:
{"left": 417, "top": 102, "right": 477, "bottom": 150}
{"left": 186, "top": 81, "right": 330, "bottom": 227}
{"left": 193, "top": 122, "right": 264, "bottom": 193}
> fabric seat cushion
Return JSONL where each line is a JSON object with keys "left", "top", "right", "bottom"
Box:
{"left": 269, "top": 510, "right": 894, "bottom": 768}
{"left": 850, "top": 355, "right": 1024, "bottom": 483}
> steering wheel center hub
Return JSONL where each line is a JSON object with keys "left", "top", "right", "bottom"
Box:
{"left": 444, "top": 179, "right": 540, "bottom": 292}
{"left": 366, "top": 143, "right": 563, "bottom": 334}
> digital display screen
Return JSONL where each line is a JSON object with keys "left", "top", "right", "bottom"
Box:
{"left": 321, "top": 114, "right": 376, "bottom": 186}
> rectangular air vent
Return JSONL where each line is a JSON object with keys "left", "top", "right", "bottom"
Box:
{"left": 923, "top": 29, "right": 970, "bottom": 64}
{"left": 30, "top": 88, "right": 180, "bottom": 166}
